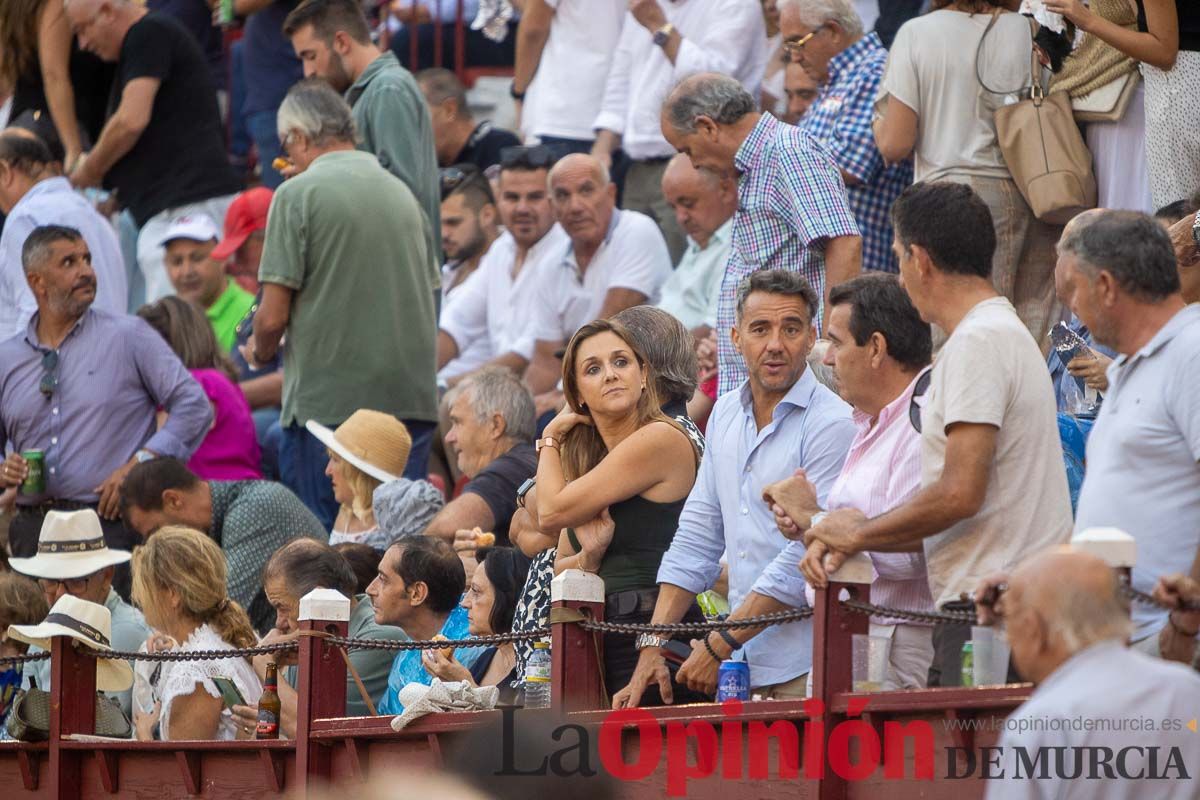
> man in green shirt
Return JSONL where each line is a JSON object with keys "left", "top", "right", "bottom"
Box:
{"left": 284, "top": 0, "right": 441, "bottom": 282}
{"left": 119, "top": 457, "right": 329, "bottom": 633}
{"left": 159, "top": 215, "right": 255, "bottom": 351}
{"left": 248, "top": 80, "right": 438, "bottom": 529}
{"left": 228, "top": 539, "right": 408, "bottom": 737}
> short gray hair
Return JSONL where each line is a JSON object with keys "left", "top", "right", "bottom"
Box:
{"left": 460, "top": 367, "right": 536, "bottom": 444}
{"left": 663, "top": 73, "right": 756, "bottom": 135}
{"left": 611, "top": 306, "right": 698, "bottom": 406}
{"left": 1057, "top": 210, "right": 1180, "bottom": 301}
{"left": 276, "top": 78, "right": 357, "bottom": 147}
{"left": 778, "top": 0, "right": 865, "bottom": 38}
{"left": 735, "top": 269, "right": 819, "bottom": 324}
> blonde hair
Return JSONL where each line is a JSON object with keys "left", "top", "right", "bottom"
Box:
{"left": 330, "top": 452, "right": 382, "bottom": 523}
{"left": 559, "top": 318, "right": 682, "bottom": 481}
{"left": 131, "top": 526, "right": 257, "bottom": 653}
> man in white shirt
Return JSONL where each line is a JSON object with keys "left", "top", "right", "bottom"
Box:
{"left": 655, "top": 153, "right": 734, "bottom": 336}
{"left": 525, "top": 153, "right": 672, "bottom": 407}
{"left": 437, "top": 146, "right": 568, "bottom": 385}
{"left": 1059, "top": 209, "right": 1200, "bottom": 657}
{"left": 0, "top": 133, "right": 127, "bottom": 339}
{"left": 511, "top": 0, "right": 626, "bottom": 156}
{"left": 985, "top": 549, "right": 1200, "bottom": 800}
{"left": 792, "top": 182, "right": 1072, "bottom": 686}
{"left": 591, "top": 0, "right": 767, "bottom": 262}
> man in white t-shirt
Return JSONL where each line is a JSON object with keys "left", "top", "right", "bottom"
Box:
{"left": 1061, "top": 209, "right": 1200, "bottom": 657}
{"left": 510, "top": 0, "right": 626, "bottom": 156}
{"left": 524, "top": 153, "right": 672, "bottom": 409}
{"left": 437, "top": 147, "right": 568, "bottom": 386}
{"left": 789, "top": 182, "right": 1072, "bottom": 686}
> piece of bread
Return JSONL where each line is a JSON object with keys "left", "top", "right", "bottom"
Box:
{"left": 431, "top": 634, "right": 453, "bottom": 660}
{"left": 272, "top": 157, "right": 291, "bottom": 172}
{"left": 476, "top": 532, "right": 495, "bottom": 548}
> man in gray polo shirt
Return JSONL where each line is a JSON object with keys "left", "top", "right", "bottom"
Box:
{"left": 1058, "top": 210, "right": 1200, "bottom": 655}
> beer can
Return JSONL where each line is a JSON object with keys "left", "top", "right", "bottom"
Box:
{"left": 716, "top": 660, "right": 750, "bottom": 702}
{"left": 218, "top": 0, "right": 235, "bottom": 25}
{"left": 960, "top": 642, "right": 974, "bottom": 688}
{"left": 20, "top": 450, "right": 45, "bottom": 495}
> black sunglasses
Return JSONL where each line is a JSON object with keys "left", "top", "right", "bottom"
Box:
{"left": 439, "top": 164, "right": 493, "bottom": 201}
{"left": 39, "top": 349, "right": 59, "bottom": 398}
{"left": 499, "top": 145, "right": 556, "bottom": 171}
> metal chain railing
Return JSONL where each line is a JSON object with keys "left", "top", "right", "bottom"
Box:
{"left": 840, "top": 598, "right": 977, "bottom": 625}
{"left": 1120, "top": 581, "right": 1200, "bottom": 613}
{"left": 92, "top": 641, "right": 300, "bottom": 662}
{"left": 325, "top": 629, "right": 550, "bottom": 652}
{"left": 579, "top": 608, "right": 814, "bottom": 636}
{"left": 0, "top": 651, "right": 50, "bottom": 668}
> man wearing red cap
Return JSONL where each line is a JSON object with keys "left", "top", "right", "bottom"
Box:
{"left": 213, "top": 187, "right": 272, "bottom": 296}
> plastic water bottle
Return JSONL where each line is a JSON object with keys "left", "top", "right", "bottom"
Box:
{"left": 524, "top": 641, "right": 552, "bottom": 709}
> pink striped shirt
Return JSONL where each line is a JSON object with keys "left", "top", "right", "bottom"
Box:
{"left": 826, "top": 371, "right": 934, "bottom": 625}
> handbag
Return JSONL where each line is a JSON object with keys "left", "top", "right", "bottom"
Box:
{"left": 1071, "top": 71, "right": 1139, "bottom": 123}
{"left": 976, "top": 14, "right": 1098, "bottom": 224}
{"left": 5, "top": 685, "right": 133, "bottom": 741}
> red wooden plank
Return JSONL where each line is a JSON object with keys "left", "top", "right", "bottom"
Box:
{"left": 93, "top": 750, "right": 119, "bottom": 794}
{"left": 17, "top": 748, "right": 39, "bottom": 791}
{"left": 49, "top": 636, "right": 96, "bottom": 799}
{"left": 176, "top": 750, "right": 201, "bottom": 795}
{"left": 259, "top": 748, "right": 285, "bottom": 793}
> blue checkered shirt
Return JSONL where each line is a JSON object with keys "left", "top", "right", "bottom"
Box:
{"left": 716, "top": 114, "right": 860, "bottom": 395}
{"left": 799, "top": 33, "right": 912, "bottom": 275}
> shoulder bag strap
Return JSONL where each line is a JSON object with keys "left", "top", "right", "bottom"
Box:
{"left": 976, "top": 11, "right": 1040, "bottom": 97}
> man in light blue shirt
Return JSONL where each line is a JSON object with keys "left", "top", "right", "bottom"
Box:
{"left": 0, "top": 133, "right": 127, "bottom": 338}
{"left": 613, "top": 269, "right": 854, "bottom": 707}
{"left": 655, "top": 154, "right": 736, "bottom": 334}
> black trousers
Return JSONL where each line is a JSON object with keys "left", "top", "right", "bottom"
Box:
{"left": 602, "top": 588, "right": 712, "bottom": 706}
{"left": 9, "top": 505, "right": 137, "bottom": 601}
{"left": 928, "top": 600, "right": 1021, "bottom": 686}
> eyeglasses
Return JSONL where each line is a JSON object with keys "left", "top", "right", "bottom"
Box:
{"left": 278, "top": 130, "right": 294, "bottom": 150}
{"left": 38, "top": 574, "right": 96, "bottom": 595}
{"left": 499, "top": 145, "right": 556, "bottom": 171}
{"left": 782, "top": 26, "right": 824, "bottom": 57}
{"left": 39, "top": 349, "right": 59, "bottom": 398}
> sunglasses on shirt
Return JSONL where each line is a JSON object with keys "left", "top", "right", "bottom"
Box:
{"left": 39, "top": 349, "right": 59, "bottom": 398}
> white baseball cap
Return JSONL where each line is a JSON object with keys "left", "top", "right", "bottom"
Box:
{"left": 158, "top": 214, "right": 220, "bottom": 247}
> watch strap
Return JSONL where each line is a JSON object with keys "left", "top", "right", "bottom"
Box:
{"left": 535, "top": 436, "right": 559, "bottom": 453}
{"left": 717, "top": 629, "right": 741, "bottom": 653}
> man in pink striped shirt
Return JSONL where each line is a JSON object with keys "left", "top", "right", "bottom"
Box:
{"left": 765, "top": 273, "right": 935, "bottom": 689}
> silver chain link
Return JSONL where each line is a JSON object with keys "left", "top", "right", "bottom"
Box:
{"left": 0, "top": 651, "right": 50, "bottom": 668}
{"left": 840, "top": 598, "right": 977, "bottom": 625}
{"left": 579, "top": 608, "right": 814, "bottom": 635}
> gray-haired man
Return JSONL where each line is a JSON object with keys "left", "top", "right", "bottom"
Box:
{"left": 249, "top": 79, "right": 438, "bottom": 529}
{"left": 423, "top": 368, "right": 538, "bottom": 547}
{"left": 660, "top": 72, "right": 861, "bottom": 396}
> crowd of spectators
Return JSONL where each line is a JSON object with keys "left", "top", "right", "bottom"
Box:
{"left": 1, "top": 0, "right": 1199, "bottom": 770}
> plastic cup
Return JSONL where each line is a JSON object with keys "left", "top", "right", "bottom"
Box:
{"left": 852, "top": 634, "right": 891, "bottom": 692}
{"left": 971, "top": 625, "right": 1011, "bottom": 686}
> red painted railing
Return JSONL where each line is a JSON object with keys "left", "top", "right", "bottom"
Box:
{"left": 0, "top": 565, "right": 1031, "bottom": 798}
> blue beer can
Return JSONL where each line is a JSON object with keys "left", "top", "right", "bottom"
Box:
{"left": 716, "top": 660, "right": 750, "bottom": 701}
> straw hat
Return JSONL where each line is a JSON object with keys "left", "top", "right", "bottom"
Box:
{"left": 306, "top": 410, "right": 412, "bottom": 483}
{"left": 8, "top": 595, "right": 134, "bottom": 691}
{"left": 9, "top": 509, "right": 132, "bottom": 580}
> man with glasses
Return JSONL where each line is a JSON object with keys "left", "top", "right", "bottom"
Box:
{"left": 10, "top": 508, "right": 150, "bottom": 717}
{"left": 0, "top": 225, "right": 211, "bottom": 600}
{"left": 437, "top": 146, "right": 569, "bottom": 387}
{"left": 781, "top": 0, "right": 912, "bottom": 274}
{"left": 438, "top": 166, "right": 501, "bottom": 382}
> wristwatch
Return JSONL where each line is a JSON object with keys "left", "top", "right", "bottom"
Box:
{"left": 635, "top": 633, "right": 669, "bottom": 651}
{"left": 516, "top": 477, "right": 536, "bottom": 509}
{"left": 135, "top": 449, "right": 156, "bottom": 464}
{"left": 535, "top": 436, "right": 559, "bottom": 453}
{"left": 652, "top": 22, "right": 675, "bottom": 48}
{"left": 1191, "top": 210, "right": 1200, "bottom": 247}
{"left": 509, "top": 81, "right": 526, "bottom": 101}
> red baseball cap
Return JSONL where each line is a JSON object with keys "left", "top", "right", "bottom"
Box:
{"left": 212, "top": 187, "right": 273, "bottom": 260}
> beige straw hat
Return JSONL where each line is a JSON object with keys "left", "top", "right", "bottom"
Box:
{"left": 305, "top": 410, "right": 412, "bottom": 482}
{"left": 8, "top": 595, "right": 134, "bottom": 691}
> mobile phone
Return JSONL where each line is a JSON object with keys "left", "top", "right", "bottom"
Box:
{"left": 661, "top": 639, "right": 693, "bottom": 666}
{"left": 211, "top": 676, "right": 246, "bottom": 709}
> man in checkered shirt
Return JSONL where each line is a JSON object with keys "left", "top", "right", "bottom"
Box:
{"left": 662, "top": 72, "right": 861, "bottom": 396}
{"left": 782, "top": 0, "right": 912, "bottom": 275}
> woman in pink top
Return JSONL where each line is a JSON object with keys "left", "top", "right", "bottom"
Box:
{"left": 137, "top": 297, "right": 261, "bottom": 480}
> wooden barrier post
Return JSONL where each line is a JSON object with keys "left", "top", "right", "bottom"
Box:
{"left": 295, "top": 589, "right": 351, "bottom": 792}
{"left": 48, "top": 635, "right": 96, "bottom": 798}
{"left": 550, "top": 569, "right": 606, "bottom": 712}
{"left": 812, "top": 553, "right": 873, "bottom": 800}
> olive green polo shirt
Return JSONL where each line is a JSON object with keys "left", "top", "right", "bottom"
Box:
{"left": 206, "top": 278, "right": 255, "bottom": 352}
{"left": 257, "top": 149, "right": 438, "bottom": 427}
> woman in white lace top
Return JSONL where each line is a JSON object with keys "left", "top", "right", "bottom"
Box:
{"left": 130, "top": 526, "right": 262, "bottom": 741}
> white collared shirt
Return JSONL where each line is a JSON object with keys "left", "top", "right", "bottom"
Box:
{"left": 593, "top": 0, "right": 768, "bottom": 160}
{"left": 527, "top": 209, "right": 672, "bottom": 347}
{"left": 439, "top": 224, "right": 571, "bottom": 364}
{"left": 655, "top": 218, "right": 731, "bottom": 329}
{"left": 0, "top": 178, "right": 128, "bottom": 339}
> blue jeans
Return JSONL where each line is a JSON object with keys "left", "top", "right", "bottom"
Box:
{"left": 246, "top": 109, "right": 285, "bottom": 190}
{"left": 255, "top": 409, "right": 282, "bottom": 480}
{"left": 229, "top": 40, "right": 251, "bottom": 160}
{"left": 280, "top": 418, "right": 436, "bottom": 530}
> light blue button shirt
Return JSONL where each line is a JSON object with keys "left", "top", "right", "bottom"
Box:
{"left": 655, "top": 219, "right": 732, "bottom": 330}
{"left": 657, "top": 368, "right": 855, "bottom": 687}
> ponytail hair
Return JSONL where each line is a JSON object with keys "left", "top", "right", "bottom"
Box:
{"left": 132, "top": 526, "right": 258, "bottom": 656}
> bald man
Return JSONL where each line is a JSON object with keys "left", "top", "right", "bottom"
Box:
{"left": 655, "top": 154, "right": 737, "bottom": 336}
{"left": 522, "top": 154, "right": 673, "bottom": 402}
{"left": 985, "top": 549, "right": 1200, "bottom": 798}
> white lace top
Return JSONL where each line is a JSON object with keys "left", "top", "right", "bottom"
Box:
{"left": 156, "top": 624, "right": 263, "bottom": 741}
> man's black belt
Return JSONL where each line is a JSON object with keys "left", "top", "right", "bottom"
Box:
{"left": 15, "top": 499, "right": 98, "bottom": 513}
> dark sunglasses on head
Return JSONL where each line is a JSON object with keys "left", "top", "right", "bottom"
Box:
{"left": 499, "top": 145, "right": 556, "bottom": 171}
{"left": 39, "top": 349, "right": 59, "bottom": 398}
{"left": 439, "top": 164, "right": 486, "bottom": 198}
